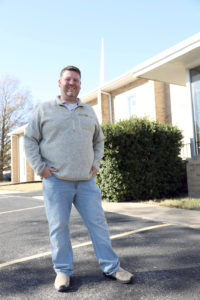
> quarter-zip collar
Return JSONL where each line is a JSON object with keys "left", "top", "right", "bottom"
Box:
{"left": 55, "top": 96, "right": 87, "bottom": 108}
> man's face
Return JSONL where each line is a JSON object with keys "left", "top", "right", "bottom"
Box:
{"left": 58, "top": 70, "right": 81, "bottom": 101}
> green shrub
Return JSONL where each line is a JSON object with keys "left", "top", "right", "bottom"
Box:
{"left": 96, "top": 118, "right": 187, "bottom": 202}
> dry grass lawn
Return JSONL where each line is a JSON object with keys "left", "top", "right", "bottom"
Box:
{"left": 145, "top": 197, "right": 200, "bottom": 211}
{"left": 0, "top": 182, "right": 42, "bottom": 192}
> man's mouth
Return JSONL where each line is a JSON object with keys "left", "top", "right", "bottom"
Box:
{"left": 66, "top": 89, "right": 75, "bottom": 94}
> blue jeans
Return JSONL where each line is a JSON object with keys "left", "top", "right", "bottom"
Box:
{"left": 43, "top": 175, "right": 120, "bottom": 276}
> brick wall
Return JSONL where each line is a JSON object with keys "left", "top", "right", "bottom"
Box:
{"left": 154, "top": 81, "right": 172, "bottom": 124}
{"left": 186, "top": 157, "right": 200, "bottom": 197}
{"left": 26, "top": 160, "right": 34, "bottom": 181}
{"left": 11, "top": 135, "right": 18, "bottom": 183}
{"left": 101, "top": 93, "right": 110, "bottom": 123}
{"left": 11, "top": 133, "right": 35, "bottom": 183}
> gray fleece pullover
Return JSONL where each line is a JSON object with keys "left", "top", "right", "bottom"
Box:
{"left": 24, "top": 97, "right": 105, "bottom": 181}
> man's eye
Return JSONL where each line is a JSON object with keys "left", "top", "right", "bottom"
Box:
{"left": 65, "top": 78, "right": 79, "bottom": 83}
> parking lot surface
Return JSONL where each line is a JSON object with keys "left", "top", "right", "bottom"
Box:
{"left": 0, "top": 193, "right": 200, "bottom": 300}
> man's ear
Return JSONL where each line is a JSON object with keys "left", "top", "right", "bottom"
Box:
{"left": 58, "top": 79, "right": 61, "bottom": 88}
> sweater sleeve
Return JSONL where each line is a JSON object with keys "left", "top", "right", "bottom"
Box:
{"left": 24, "top": 107, "right": 46, "bottom": 176}
{"left": 92, "top": 116, "right": 105, "bottom": 170}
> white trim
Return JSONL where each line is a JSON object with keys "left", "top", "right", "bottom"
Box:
{"left": 134, "top": 33, "right": 200, "bottom": 77}
{"left": 8, "top": 124, "right": 27, "bottom": 136}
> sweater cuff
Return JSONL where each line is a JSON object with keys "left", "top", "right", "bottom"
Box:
{"left": 36, "top": 164, "right": 46, "bottom": 176}
{"left": 92, "top": 161, "right": 100, "bottom": 171}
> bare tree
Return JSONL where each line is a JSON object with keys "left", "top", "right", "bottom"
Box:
{"left": 0, "top": 75, "right": 33, "bottom": 181}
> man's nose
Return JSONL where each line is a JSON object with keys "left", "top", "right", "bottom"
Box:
{"left": 69, "top": 79, "right": 76, "bottom": 84}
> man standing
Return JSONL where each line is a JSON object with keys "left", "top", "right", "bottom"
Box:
{"left": 24, "top": 66, "right": 133, "bottom": 292}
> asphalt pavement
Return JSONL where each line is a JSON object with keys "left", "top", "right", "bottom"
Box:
{"left": 0, "top": 191, "right": 200, "bottom": 300}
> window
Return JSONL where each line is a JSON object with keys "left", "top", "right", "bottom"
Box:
{"left": 128, "top": 95, "right": 136, "bottom": 118}
{"left": 190, "top": 67, "right": 200, "bottom": 156}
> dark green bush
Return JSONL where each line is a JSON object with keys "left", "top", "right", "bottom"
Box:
{"left": 96, "top": 118, "right": 187, "bottom": 202}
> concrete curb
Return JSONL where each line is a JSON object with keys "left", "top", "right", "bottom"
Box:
{"left": 102, "top": 201, "right": 200, "bottom": 229}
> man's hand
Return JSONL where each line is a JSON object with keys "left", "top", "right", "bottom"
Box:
{"left": 91, "top": 166, "right": 97, "bottom": 177}
{"left": 40, "top": 167, "right": 58, "bottom": 178}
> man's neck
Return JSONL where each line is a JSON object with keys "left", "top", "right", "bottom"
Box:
{"left": 60, "top": 96, "right": 77, "bottom": 104}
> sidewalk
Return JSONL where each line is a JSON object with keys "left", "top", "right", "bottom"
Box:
{"left": 102, "top": 201, "right": 200, "bottom": 229}
{"left": 1, "top": 189, "right": 200, "bottom": 229}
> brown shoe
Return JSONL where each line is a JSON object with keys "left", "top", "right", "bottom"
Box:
{"left": 106, "top": 267, "right": 134, "bottom": 284}
{"left": 54, "top": 273, "right": 70, "bottom": 292}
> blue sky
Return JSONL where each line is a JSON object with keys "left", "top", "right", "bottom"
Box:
{"left": 0, "top": 0, "right": 200, "bottom": 104}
